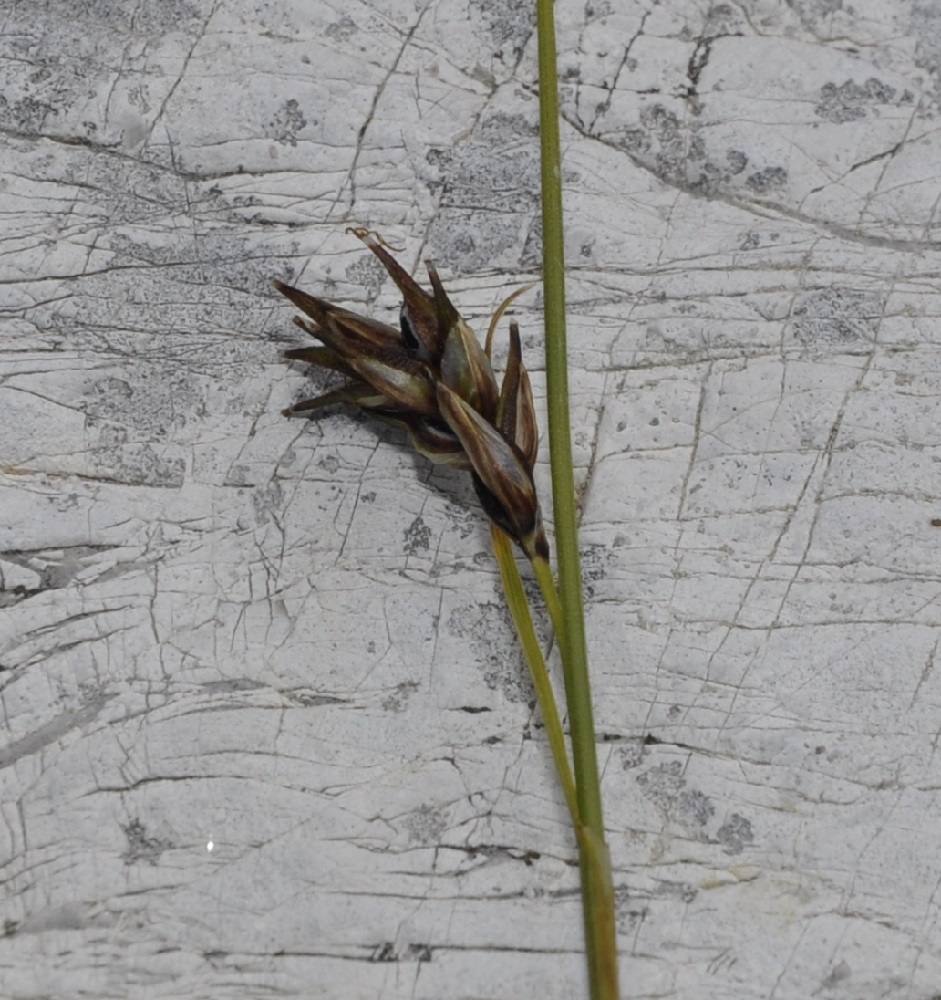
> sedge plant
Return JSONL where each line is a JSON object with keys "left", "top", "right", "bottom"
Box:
{"left": 274, "top": 7, "right": 619, "bottom": 990}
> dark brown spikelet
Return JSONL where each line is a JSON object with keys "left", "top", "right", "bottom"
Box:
{"left": 276, "top": 234, "right": 543, "bottom": 558}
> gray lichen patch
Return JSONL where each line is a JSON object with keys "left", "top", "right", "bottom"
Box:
{"left": 121, "top": 818, "right": 173, "bottom": 865}
{"left": 789, "top": 287, "right": 883, "bottom": 351}
{"left": 635, "top": 759, "right": 753, "bottom": 852}
{"left": 84, "top": 369, "right": 200, "bottom": 441}
{"left": 815, "top": 78, "right": 902, "bottom": 124}
{"left": 570, "top": 22, "right": 929, "bottom": 234}
{"left": 381, "top": 680, "right": 420, "bottom": 713}
{"left": 716, "top": 812, "right": 754, "bottom": 855}
{"left": 266, "top": 99, "right": 309, "bottom": 147}
{"left": 744, "top": 166, "right": 787, "bottom": 195}
{"left": 447, "top": 600, "right": 532, "bottom": 703}
{"left": 0, "top": 0, "right": 211, "bottom": 146}
{"left": 81, "top": 370, "right": 196, "bottom": 487}
{"left": 344, "top": 252, "right": 389, "bottom": 302}
{"left": 427, "top": 111, "right": 540, "bottom": 273}
{"left": 81, "top": 438, "right": 185, "bottom": 487}
{"left": 912, "top": 0, "right": 941, "bottom": 96}
{"left": 403, "top": 516, "right": 432, "bottom": 555}
{"left": 325, "top": 15, "right": 357, "bottom": 42}
{"left": 602, "top": 98, "right": 792, "bottom": 200}
{"left": 470, "top": 0, "right": 534, "bottom": 60}
{"left": 404, "top": 803, "right": 448, "bottom": 845}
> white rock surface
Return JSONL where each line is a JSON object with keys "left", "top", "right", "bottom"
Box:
{"left": 2, "top": 2, "right": 941, "bottom": 997}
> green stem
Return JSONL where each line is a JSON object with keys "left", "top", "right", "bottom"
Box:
{"left": 535, "top": 0, "right": 601, "bottom": 826}
{"left": 532, "top": 554, "right": 565, "bottom": 648}
{"left": 535, "top": 1, "right": 620, "bottom": 997}
{"left": 491, "top": 525, "right": 579, "bottom": 828}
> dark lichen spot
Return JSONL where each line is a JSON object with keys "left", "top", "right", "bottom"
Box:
{"left": 619, "top": 738, "right": 647, "bottom": 769}
{"left": 815, "top": 78, "right": 898, "bottom": 123}
{"left": 717, "top": 813, "right": 755, "bottom": 854}
{"left": 449, "top": 600, "right": 534, "bottom": 702}
{"left": 345, "top": 253, "right": 388, "bottom": 299}
{"left": 726, "top": 149, "right": 748, "bottom": 174}
{"left": 122, "top": 819, "right": 171, "bottom": 865}
{"left": 267, "top": 98, "right": 308, "bottom": 147}
{"left": 404, "top": 804, "right": 447, "bottom": 844}
{"left": 325, "top": 15, "right": 357, "bottom": 41}
{"left": 677, "top": 788, "right": 715, "bottom": 827}
{"left": 382, "top": 680, "right": 419, "bottom": 712}
{"left": 404, "top": 516, "right": 432, "bottom": 555}
{"left": 790, "top": 287, "right": 882, "bottom": 349}
{"left": 746, "top": 166, "right": 787, "bottom": 194}
{"left": 252, "top": 481, "right": 284, "bottom": 523}
{"left": 637, "top": 762, "right": 718, "bottom": 837}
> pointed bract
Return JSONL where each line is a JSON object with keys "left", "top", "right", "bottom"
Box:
{"left": 347, "top": 352, "right": 438, "bottom": 415}
{"left": 274, "top": 280, "right": 403, "bottom": 354}
{"left": 282, "top": 344, "right": 349, "bottom": 374}
{"left": 426, "top": 263, "right": 499, "bottom": 420}
{"left": 314, "top": 309, "right": 405, "bottom": 357}
{"left": 348, "top": 230, "right": 443, "bottom": 362}
{"left": 285, "top": 382, "right": 394, "bottom": 416}
{"left": 497, "top": 321, "right": 539, "bottom": 472}
{"left": 437, "top": 383, "right": 547, "bottom": 559}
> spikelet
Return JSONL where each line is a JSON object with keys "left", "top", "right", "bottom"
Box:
{"left": 277, "top": 230, "right": 546, "bottom": 560}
